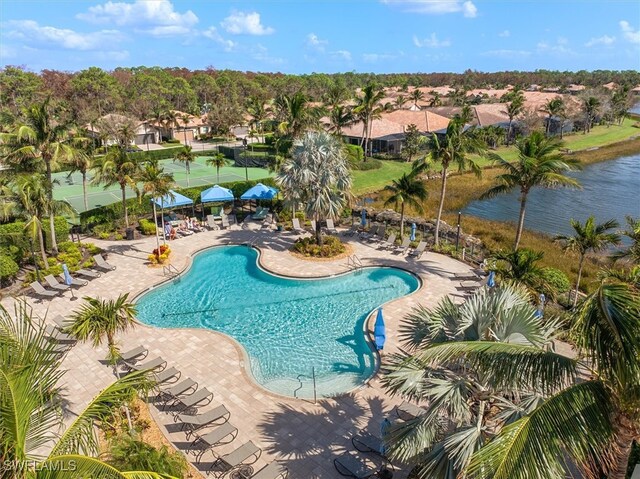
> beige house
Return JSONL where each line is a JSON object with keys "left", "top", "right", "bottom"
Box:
{"left": 86, "top": 113, "right": 160, "bottom": 147}
{"left": 150, "top": 110, "right": 211, "bottom": 144}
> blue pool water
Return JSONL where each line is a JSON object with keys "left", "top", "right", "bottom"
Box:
{"left": 135, "top": 246, "right": 419, "bottom": 398}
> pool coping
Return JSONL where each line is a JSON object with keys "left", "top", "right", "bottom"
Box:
{"left": 131, "top": 242, "right": 424, "bottom": 401}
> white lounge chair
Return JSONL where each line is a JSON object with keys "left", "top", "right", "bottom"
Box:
{"left": 292, "top": 218, "right": 306, "bottom": 234}
{"left": 394, "top": 237, "right": 411, "bottom": 254}
{"left": 221, "top": 215, "right": 230, "bottom": 229}
{"left": 44, "top": 274, "right": 70, "bottom": 291}
{"left": 325, "top": 219, "right": 338, "bottom": 235}
{"left": 408, "top": 241, "right": 427, "bottom": 259}
{"left": 75, "top": 268, "right": 101, "bottom": 279}
{"left": 378, "top": 233, "right": 397, "bottom": 250}
{"left": 30, "top": 282, "right": 59, "bottom": 298}
{"left": 93, "top": 254, "right": 116, "bottom": 271}
{"left": 57, "top": 272, "right": 88, "bottom": 287}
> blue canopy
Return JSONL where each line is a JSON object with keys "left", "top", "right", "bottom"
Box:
{"left": 374, "top": 308, "right": 386, "bottom": 351}
{"left": 153, "top": 190, "right": 193, "bottom": 209}
{"left": 201, "top": 185, "right": 234, "bottom": 203}
{"left": 240, "top": 183, "right": 278, "bottom": 200}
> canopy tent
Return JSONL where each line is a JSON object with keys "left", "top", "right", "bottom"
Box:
{"left": 153, "top": 190, "right": 194, "bottom": 209}
{"left": 200, "top": 185, "right": 234, "bottom": 204}
{"left": 240, "top": 183, "right": 278, "bottom": 200}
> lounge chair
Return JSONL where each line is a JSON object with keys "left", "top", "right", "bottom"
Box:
{"left": 75, "top": 268, "right": 101, "bottom": 279}
{"left": 52, "top": 315, "right": 71, "bottom": 329}
{"left": 206, "top": 215, "right": 218, "bottom": 230}
{"left": 396, "top": 401, "right": 426, "bottom": 420}
{"left": 325, "top": 219, "right": 338, "bottom": 235}
{"left": 44, "top": 324, "right": 76, "bottom": 344}
{"left": 408, "top": 241, "right": 427, "bottom": 259}
{"left": 342, "top": 224, "right": 359, "bottom": 237}
{"left": 394, "top": 237, "right": 411, "bottom": 254}
{"left": 334, "top": 451, "right": 380, "bottom": 478}
{"left": 251, "top": 462, "right": 288, "bottom": 479}
{"left": 352, "top": 431, "right": 384, "bottom": 455}
{"left": 43, "top": 274, "right": 70, "bottom": 292}
{"left": 169, "top": 387, "right": 214, "bottom": 415}
{"left": 368, "top": 226, "right": 385, "bottom": 243}
{"left": 93, "top": 254, "right": 116, "bottom": 271}
{"left": 252, "top": 207, "right": 269, "bottom": 220}
{"left": 57, "top": 273, "right": 88, "bottom": 287}
{"left": 176, "top": 404, "right": 230, "bottom": 439}
{"left": 123, "top": 356, "right": 166, "bottom": 372}
{"left": 154, "top": 367, "right": 181, "bottom": 386}
{"left": 378, "top": 233, "right": 397, "bottom": 250}
{"left": 452, "top": 272, "right": 481, "bottom": 281}
{"left": 211, "top": 205, "right": 224, "bottom": 219}
{"left": 30, "top": 282, "right": 59, "bottom": 298}
{"left": 310, "top": 219, "right": 317, "bottom": 231}
{"left": 120, "top": 345, "right": 148, "bottom": 363}
{"left": 157, "top": 378, "right": 198, "bottom": 406}
{"left": 189, "top": 422, "right": 238, "bottom": 462}
{"left": 359, "top": 224, "right": 379, "bottom": 241}
{"left": 221, "top": 215, "right": 230, "bottom": 229}
{"left": 292, "top": 218, "right": 306, "bottom": 234}
{"left": 209, "top": 440, "right": 262, "bottom": 476}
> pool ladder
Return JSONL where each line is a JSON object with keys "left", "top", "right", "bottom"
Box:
{"left": 294, "top": 367, "right": 318, "bottom": 404}
{"left": 162, "top": 264, "right": 180, "bottom": 278}
{"left": 346, "top": 254, "right": 363, "bottom": 271}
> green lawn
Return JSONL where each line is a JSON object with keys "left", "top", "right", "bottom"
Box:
{"left": 352, "top": 161, "right": 413, "bottom": 195}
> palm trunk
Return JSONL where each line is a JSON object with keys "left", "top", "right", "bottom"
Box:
{"left": 400, "top": 202, "right": 405, "bottom": 238}
{"left": 186, "top": 163, "right": 190, "bottom": 187}
{"left": 514, "top": 192, "right": 527, "bottom": 250}
{"left": 573, "top": 254, "right": 585, "bottom": 308}
{"left": 217, "top": 166, "right": 220, "bottom": 184}
{"left": 38, "top": 224, "right": 47, "bottom": 265}
{"left": 121, "top": 184, "right": 129, "bottom": 227}
{"left": 434, "top": 166, "right": 448, "bottom": 245}
{"left": 161, "top": 205, "right": 167, "bottom": 244}
{"left": 152, "top": 202, "right": 160, "bottom": 251}
{"left": 48, "top": 214, "right": 58, "bottom": 255}
{"left": 507, "top": 120, "right": 513, "bottom": 145}
{"left": 45, "top": 159, "right": 58, "bottom": 255}
{"left": 607, "top": 419, "right": 640, "bottom": 479}
{"left": 560, "top": 119, "right": 564, "bottom": 139}
{"left": 316, "top": 215, "right": 323, "bottom": 246}
{"left": 82, "top": 171, "right": 88, "bottom": 211}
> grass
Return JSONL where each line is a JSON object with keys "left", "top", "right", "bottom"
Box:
{"left": 352, "top": 160, "right": 413, "bottom": 195}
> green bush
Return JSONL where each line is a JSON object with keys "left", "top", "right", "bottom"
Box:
{"left": 107, "top": 434, "right": 188, "bottom": 478}
{"left": 42, "top": 216, "right": 71, "bottom": 247}
{"left": 0, "top": 255, "right": 19, "bottom": 285}
{"left": 138, "top": 219, "right": 157, "bottom": 236}
{"left": 541, "top": 267, "right": 571, "bottom": 294}
{"left": 344, "top": 144, "right": 364, "bottom": 163}
{"left": 293, "top": 235, "right": 346, "bottom": 258}
{"left": 0, "top": 221, "right": 30, "bottom": 262}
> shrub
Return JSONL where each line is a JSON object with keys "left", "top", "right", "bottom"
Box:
{"left": 107, "top": 434, "right": 188, "bottom": 478}
{"left": 138, "top": 219, "right": 157, "bottom": 236}
{"left": 148, "top": 244, "right": 171, "bottom": 264}
{"left": 42, "top": 216, "right": 71, "bottom": 247}
{"left": 113, "top": 233, "right": 124, "bottom": 241}
{"left": 0, "top": 221, "right": 30, "bottom": 262}
{"left": 541, "top": 267, "right": 571, "bottom": 294}
{"left": 0, "top": 255, "right": 19, "bottom": 285}
{"left": 350, "top": 157, "right": 383, "bottom": 171}
{"left": 292, "top": 235, "right": 346, "bottom": 258}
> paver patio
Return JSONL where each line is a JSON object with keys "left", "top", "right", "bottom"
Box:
{"left": 2, "top": 222, "right": 479, "bottom": 478}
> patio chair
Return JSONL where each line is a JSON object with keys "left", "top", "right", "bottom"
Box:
{"left": 325, "top": 218, "right": 338, "bottom": 235}
{"left": 394, "top": 237, "right": 411, "bottom": 254}
{"left": 120, "top": 345, "right": 148, "bottom": 363}
{"left": 206, "top": 215, "right": 218, "bottom": 230}
{"left": 368, "top": 226, "right": 385, "bottom": 243}
{"left": 378, "top": 233, "right": 397, "bottom": 250}
{"left": 209, "top": 440, "right": 262, "bottom": 476}
{"left": 457, "top": 276, "right": 489, "bottom": 291}
{"left": 359, "top": 224, "right": 379, "bottom": 241}
{"left": 452, "top": 272, "right": 481, "bottom": 281}
{"left": 189, "top": 422, "right": 238, "bottom": 462}
{"left": 44, "top": 324, "right": 77, "bottom": 344}
{"left": 57, "top": 272, "right": 88, "bottom": 287}
{"left": 52, "top": 315, "right": 71, "bottom": 329}
{"left": 408, "top": 241, "right": 427, "bottom": 259}
{"left": 175, "top": 404, "right": 230, "bottom": 439}
{"left": 168, "top": 387, "right": 214, "bottom": 415}
{"left": 252, "top": 207, "right": 270, "bottom": 220}
{"left": 221, "top": 215, "right": 230, "bottom": 229}
{"left": 333, "top": 451, "right": 380, "bottom": 478}
{"left": 342, "top": 224, "right": 359, "bottom": 237}
{"left": 75, "top": 268, "right": 101, "bottom": 279}
{"left": 122, "top": 356, "right": 166, "bottom": 373}
{"left": 157, "top": 378, "right": 198, "bottom": 406}
{"left": 43, "top": 274, "right": 70, "bottom": 292}
{"left": 292, "top": 218, "right": 306, "bottom": 234}
{"left": 92, "top": 254, "right": 116, "bottom": 271}
{"left": 310, "top": 219, "right": 317, "bottom": 231}
{"left": 154, "top": 367, "right": 181, "bottom": 386}
{"left": 250, "top": 462, "right": 289, "bottom": 479}
{"left": 30, "top": 282, "right": 59, "bottom": 298}
{"left": 211, "top": 205, "right": 224, "bottom": 219}
{"left": 352, "top": 430, "right": 384, "bottom": 455}
{"left": 396, "top": 401, "right": 426, "bottom": 421}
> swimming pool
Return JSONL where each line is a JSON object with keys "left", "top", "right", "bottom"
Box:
{"left": 135, "top": 246, "right": 420, "bottom": 398}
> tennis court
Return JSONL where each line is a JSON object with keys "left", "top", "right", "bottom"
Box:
{"left": 53, "top": 156, "right": 273, "bottom": 214}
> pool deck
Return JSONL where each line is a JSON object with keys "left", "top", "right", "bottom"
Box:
{"left": 2, "top": 223, "right": 482, "bottom": 478}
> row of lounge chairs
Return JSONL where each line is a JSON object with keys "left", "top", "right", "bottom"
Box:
{"left": 117, "top": 345, "right": 287, "bottom": 479}
{"left": 334, "top": 427, "right": 393, "bottom": 478}
{"left": 30, "top": 255, "right": 115, "bottom": 299}
{"left": 291, "top": 218, "right": 338, "bottom": 235}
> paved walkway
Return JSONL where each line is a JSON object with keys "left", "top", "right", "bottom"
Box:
{"left": 2, "top": 223, "right": 477, "bottom": 478}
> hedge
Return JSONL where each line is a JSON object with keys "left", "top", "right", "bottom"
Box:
{"left": 0, "top": 255, "right": 19, "bottom": 285}
{"left": 126, "top": 147, "right": 222, "bottom": 163}
{"left": 42, "top": 216, "right": 71, "bottom": 247}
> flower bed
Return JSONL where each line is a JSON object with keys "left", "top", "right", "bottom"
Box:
{"left": 148, "top": 244, "right": 171, "bottom": 265}
{"left": 291, "top": 235, "right": 346, "bottom": 258}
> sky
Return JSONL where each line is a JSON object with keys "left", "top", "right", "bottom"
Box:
{"left": 1, "top": 0, "right": 639, "bottom": 74}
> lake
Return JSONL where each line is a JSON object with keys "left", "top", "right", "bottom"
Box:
{"left": 462, "top": 153, "right": 640, "bottom": 240}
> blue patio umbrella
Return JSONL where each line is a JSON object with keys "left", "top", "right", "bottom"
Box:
{"left": 152, "top": 189, "right": 194, "bottom": 209}
{"left": 361, "top": 209, "right": 367, "bottom": 227}
{"left": 200, "top": 184, "right": 234, "bottom": 203}
{"left": 240, "top": 183, "right": 278, "bottom": 200}
{"left": 410, "top": 223, "right": 417, "bottom": 241}
{"left": 374, "top": 308, "right": 386, "bottom": 351}
{"left": 487, "top": 270, "right": 496, "bottom": 288}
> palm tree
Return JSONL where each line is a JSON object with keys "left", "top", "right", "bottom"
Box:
{"left": 428, "top": 91, "right": 442, "bottom": 107}
{"left": 179, "top": 113, "right": 191, "bottom": 145}
{"left": 504, "top": 95, "right": 524, "bottom": 144}
{"left": 613, "top": 215, "right": 640, "bottom": 264}
{"left": 206, "top": 153, "right": 231, "bottom": 183}
{"left": 425, "top": 118, "right": 482, "bottom": 246}
{"left": 1, "top": 98, "right": 86, "bottom": 254}
{"left": 66, "top": 134, "right": 94, "bottom": 212}
{"left": 382, "top": 280, "right": 640, "bottom": 479}
{"left": 382, "top": 284, "right": 561, "bottom": 478}
{"left": 246, "top": 97, "right": 268, "bottom": 143}
{"left": 491, "top": 248, "right": 555, "bottom": 300}
{"left": 409, "top": 89, "right": 425, "bottom": 109}
{"left": 353, "top": 84, "right": 387, "bottom": 157}
{"left": 383, "top": 173, "right": 428, "bottom": 238}
{"left": 481, "top": 131, "right": 581, "bottom": 250}
{"left": 174, "top": 145, "right": 195, "bottom": 187}
{"left": 555, "top": 216, "right": 621, "bottom": 306}
{"left": 274, "top": 91, "right": 322, "bottom": 139}
{"left": 139, "top": 160, "right": 174, "bottom": 249}
{"left": 277, "top": 131, "right": 351, "bottom": 245}
{"left": 582, "top": 96, "right": 601, "bottom": 133}
{"left": 541, "top": 98, "right": 565, "bottom": 137}
{"left": 328, "top": 105, "right": 355, "bottom": 135}
{"left": 92, "top": 147, "right": 140, "bottom": 227}
{"left": 0, "top": 301, "right": 166, "bottom": 479}
{"left": 394, "top": 94, "right": 408, "bottom": 110}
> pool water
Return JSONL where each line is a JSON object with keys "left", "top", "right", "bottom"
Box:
{"left": 135, "top": 246, "right": 419, "bottom": 398}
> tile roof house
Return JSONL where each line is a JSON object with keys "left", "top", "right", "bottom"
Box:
{"left": 85, "top": 113, "right": 160, "bottom": 147}
{"left": 150, "top": 110, "right": 210, "bottom": 145}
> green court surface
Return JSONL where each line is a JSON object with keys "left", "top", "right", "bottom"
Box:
{"left": 53, "top": 156, "right": 273, "bottom": 214}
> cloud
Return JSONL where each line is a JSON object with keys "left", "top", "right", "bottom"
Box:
{"left": 481, "top": 49, "right": 532, "bottom": 59}
{"left": 585, "top": 35, "right": 615, "bottom": 47}
{"left": 306, "top": 33, "right": 328, "bottom": 50}
{"left": 331, "top": 50, "right": 352, "bottom": 61}
{"left": 620, "top": 20, "right": 640, "bottom": 44}
{"left": 4, "top": 20, "right": 124, "bottom": 51}
{"left": 536, "top": 38, "right": 574, "bottom": 55}
{"left": 413, "top": 33, "right": 451, "bottom": 48}
{"left": 362, "top": 52, "right": 397, "bottom": 63}
{"left": 77, "top": 0, "right": 198, "bottom": 36}
{"left": 221, "top": 11, "right": 274, "bottom": 35}
{"left": 250, "top": 44, "right": 284, "bottom": 64}
{"left": 382, "top": 0, "right": 477, "bottom": 17}
{"left": 498, "top": 30, "right": 510, "bottom": 37}
{"left": 202, "top": 27, "right": 236, "bottom": 51}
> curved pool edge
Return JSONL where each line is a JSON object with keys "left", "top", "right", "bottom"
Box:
{"left": 131, "top": 242, "right": 424, "bottom": 400}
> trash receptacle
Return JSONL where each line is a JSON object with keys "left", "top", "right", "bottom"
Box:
{"left": 125, "top": 228, "right": 134, "bottom": 240}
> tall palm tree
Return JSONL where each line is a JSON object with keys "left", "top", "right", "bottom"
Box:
{"left": 481, "top": 131, "right": 581, "bottom": 250}
{"left": 277, "top": 131, "right": 351, "bottom": 245}
{"left": 139, "top": 160, "right": 174, "bottom": 249}
{"left": 555, "top": 216, "right": 621, "bottom": 307}
{"left": 382, "top": 284, "right": 560, "bottom": 478}
{"left": 66, "top": 134, "right": 93, "bottom": 212}
{"left": 328, "top": 105, "right": 355, "bottom": 135}
{"left": 383, "top": 173, "right": 428, "bottom": 238}
{"left": 1, "top": 98, "right": 86, "bottom": 254}
{"left": 162, "top": 110, "right": 178, "bottom": 141}
{"left": 246, "top": 97, "right": 268, "bottom": 143}
{"left": 491, "top": 248, "right": 555, "bottom": 300}
{"left": 174, "top": 145, "right": 195, "bottom": 187}
{"left": 382, "top": 280, "right": 640, "bottom": 479}
{"left": 274, "top": 91, "right": 322, "bottom": 139}
{"left": 206, "top": 153, "right": 231, "bottom": 183}
{"left": 504, "top": 95, "right": 524, "bottom": 144}
{"left": 613, "top": 215, "right": 640, "bottom": 264}
{"left": 0, "top": 301, "right": 166, "bottom": 479}
{"left": 322, "top": 83, "right": 349, "bottom": 109}
{"left": 394, "top": 94, "right": 408, "bottom": 110}
{"left": 428, "top": 91, "right": 442, "bottom": 107}
{"left": 409, "top": 89, "right": 425, "bottom": 109}
{"left": 92, "top": 147, "right": 140, "bottom": 227}
{"left": 179, "top": 113, "right": 191, "bottom": 145}
{"left": 353, "top": 84, "right": 387, "bottom": 157}
{"left": 425, "top": 118, "right": 482, "bottom": 246}
{"left": 582, "top": 96, "right": 601, "bottom": 133}
{"left": 541, "top": 98, "right": 565, "bottom": 137}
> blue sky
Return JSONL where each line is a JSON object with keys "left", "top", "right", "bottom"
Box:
{"left": 1, "top": 0, "right": 639, "bottom": 73}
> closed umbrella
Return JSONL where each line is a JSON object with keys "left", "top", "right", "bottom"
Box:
{"left": 62, "top": 263, "right": 76, "bottom": 300}
{"left": 374, "top": 308, "right": 386, "bottom": 351}
{"left": 487, "top": 270, "right": 496, "bottom": 288}
{"left": 361, "top": 209, "right": 367, "bottom": 227}
{"left": 410, "top": 223, "right": 417, "bottom": 241}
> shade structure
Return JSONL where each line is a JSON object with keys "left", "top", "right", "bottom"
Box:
{"left": 374, "top": 308, "right": 386, "bottom": 351}
{"left": 153, "top": 190, "right": 193, "bottom": 209}
{"left": 487, "top": 271, "right": 496, "bottom": 288}
{"left": 410, "top": 223, "right": 417, "bottom": 241}
{"left": 201, "top": 184, "right": 234, "bottom": 204}
{"left": 240, "top": 183, "right": 278, "bottom": 200}
{"left": 361, "top": 209, "right": 367, "bottom": 227}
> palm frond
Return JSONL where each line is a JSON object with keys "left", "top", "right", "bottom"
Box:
{"left": 37, "top": 455, "right": 179, "bottom": 479}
